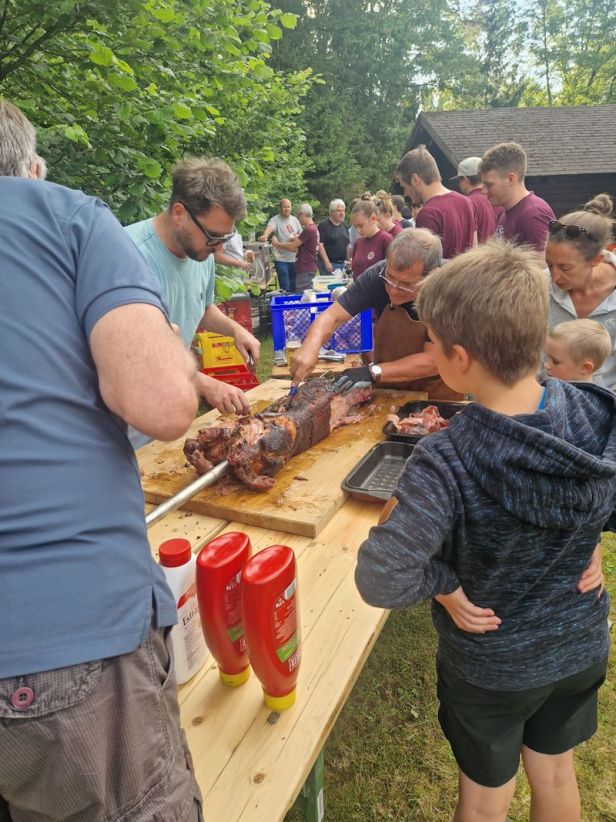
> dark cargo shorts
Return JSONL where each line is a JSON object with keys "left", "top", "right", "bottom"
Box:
{"left": 437, "top": 657, "right": 608, "bottom": 788}
{"left": 0, "top": 625, "right": 202, "bottom": 821}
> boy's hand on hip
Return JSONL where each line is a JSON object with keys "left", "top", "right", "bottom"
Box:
{"left": 577, "top": 544, "right": 604, "bottom": 597}
{"left": 435, "top": 587, "right": 501, "bottom": 634}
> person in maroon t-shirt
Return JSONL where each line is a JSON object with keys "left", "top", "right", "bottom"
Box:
{"left": 376, "top": 194, "right": 403, "bottom": 237}
{"left": 480, "top": 141, "right": 555, "bottom": 264}
{"left": 272, "top": 203, "right": 320, "bottom": 293}
{"left": 395, "top": 144, "right": 477, "bottom": 259}
{"left": 451, "top": 156, "right": 500, "bottom": 244}
{"left": 351, "top": 199, "right": 392, "bottom": 279}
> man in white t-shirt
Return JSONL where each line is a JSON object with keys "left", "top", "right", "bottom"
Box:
{"left": 214, "top": 233, "right": 250, "bottom": 271}
{"left": 258, "top": 198, "right": 301, "bottom": 291}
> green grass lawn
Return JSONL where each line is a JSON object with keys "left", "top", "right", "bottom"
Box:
{"left": 254, "top": 328, "right": 274, "bottom": 385}
{"left": 288, "top": 535, "right": 616, "bottom": 821}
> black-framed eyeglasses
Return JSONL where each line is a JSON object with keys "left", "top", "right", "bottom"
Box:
{"left": 179, "top": 201, "right": 236, "bottom": 247}
{"left": 548, "top": 220, "right": 597, "bottom": 243}
{"left": 379, "top": 272, "right": 420, "bottom": 295}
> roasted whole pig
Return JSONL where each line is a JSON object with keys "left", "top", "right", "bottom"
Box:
{"left": 184, "top": 377, "right": 374, "bottom": 490}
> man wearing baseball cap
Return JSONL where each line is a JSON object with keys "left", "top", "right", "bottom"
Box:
{"left": 451, "top": 156, "right": 501, "bottom": 243}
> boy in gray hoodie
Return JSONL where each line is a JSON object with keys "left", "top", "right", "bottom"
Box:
{"left": 356, "top": 241, "right": 615, "bottom": 821}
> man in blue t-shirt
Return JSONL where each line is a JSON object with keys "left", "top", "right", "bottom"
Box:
{"left": 0, "top": 99, "right": 203, "bottom": 821}
{"left": 125, "top": 157, "right": 260, "bottom": 435}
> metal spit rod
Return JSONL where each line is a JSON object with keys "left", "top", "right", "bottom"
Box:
{"left": 145, "top": 460, "right": 230, "bottom": 529}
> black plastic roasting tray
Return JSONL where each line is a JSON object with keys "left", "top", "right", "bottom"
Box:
{"left": 341, "top": 441, "right": 415, "bottom": 503}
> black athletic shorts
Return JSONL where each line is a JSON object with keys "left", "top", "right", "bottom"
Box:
{"left": 436, "top": 657, "right": 608, "bottom": 788}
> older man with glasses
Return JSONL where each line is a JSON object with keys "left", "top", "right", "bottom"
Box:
{"left": 290, "top": 228, "right": 462, "bottom": 399}
{"left": 125, "top": 157, "right": 260, "bottom": 443}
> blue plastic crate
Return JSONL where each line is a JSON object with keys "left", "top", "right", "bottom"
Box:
{"left": 270, "top": 293, "right": 373, "bottom": 353}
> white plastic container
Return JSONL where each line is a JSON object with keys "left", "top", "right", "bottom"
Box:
{"left": 159, "top": 538, "right": 209, "bottom": 684}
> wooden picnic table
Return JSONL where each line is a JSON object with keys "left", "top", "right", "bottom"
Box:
{"left": 142, "top": 380, "right": 427, "bottom": 821}
{"left": 147, "top": 503, "right": 387, "bottom": 821}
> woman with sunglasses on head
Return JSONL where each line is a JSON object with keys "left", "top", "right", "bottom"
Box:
{"left": 547, "top": 194, "right": 616, "bottom": 390}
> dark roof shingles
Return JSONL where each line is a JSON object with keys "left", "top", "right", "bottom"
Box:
{"left": 416, "top": 105, "right": 616, "bottom": 175}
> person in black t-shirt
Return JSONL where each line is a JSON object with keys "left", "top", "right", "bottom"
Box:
{"left": 290, "top": 228, "right": 460, "bottom": 399}
{"left": 317, "top": 198, "right": 350, "bottom": 275}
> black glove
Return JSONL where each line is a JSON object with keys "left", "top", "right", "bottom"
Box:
{"left": 332, "top": 366, "right": 374, "bottom": 393}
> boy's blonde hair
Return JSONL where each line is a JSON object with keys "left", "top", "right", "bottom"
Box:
{"left": 548, "top": 320, "right": 612, "bottom": 372}
{"left": 417, "top": 240, "right": 548, "bottom": 386}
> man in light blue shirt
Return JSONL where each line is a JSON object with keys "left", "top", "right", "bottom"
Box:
{"left": 0, "top": 98, "right": 202, "bottom": 821}
{"left": 125, "top": 157, "right": 260, "bottom": 426}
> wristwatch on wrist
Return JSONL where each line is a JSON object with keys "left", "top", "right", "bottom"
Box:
{"left": 368, "top": 363, "right": 382, "bottom": 383}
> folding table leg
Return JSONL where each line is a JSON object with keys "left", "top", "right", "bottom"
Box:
{"left": 290, "top": 750, "right": 325, "bottom": 822}
{"left": 302, "top": 750, "right": 324, "bottom": 822}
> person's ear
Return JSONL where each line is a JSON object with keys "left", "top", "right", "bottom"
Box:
{"left": 451, "top": 343, "right": 471, "bottom": 373}
{"left": 170, "top": 201, "right": 184, "bottom": 222}
{"left": 579, "top": 359, "right": 595, "bottom": 378}
{"left": 591, "top": 252, "right": 606, "bottom": 267}
{"left": 507, "top": 172, "right": 517, "bottom": 186}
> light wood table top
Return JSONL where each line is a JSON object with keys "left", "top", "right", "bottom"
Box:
{"left": 146, "top": 500, "right": 387, "bottom": 821}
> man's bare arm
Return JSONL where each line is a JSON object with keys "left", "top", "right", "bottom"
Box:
{"left": 273, "top": 236, "right": 302, "bottom": 252}
{"left": 378, "top": 344, "right": 438, "bottom": 383}
{"left": 90, "top": 303, "right": 198, "bottom": 440}
{"left": 290, "top": 301, "right": 352, "bottom": 383}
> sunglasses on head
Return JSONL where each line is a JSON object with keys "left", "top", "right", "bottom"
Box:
{"left": 548, "top": 220, "right": 597, "bottom": 243}
{"left": 179, "top": 201, "right": 236, "bottom": 247}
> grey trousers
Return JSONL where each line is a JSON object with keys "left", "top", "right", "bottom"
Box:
{"left": 0, "top": 625, "right": 202, "bottom": 821}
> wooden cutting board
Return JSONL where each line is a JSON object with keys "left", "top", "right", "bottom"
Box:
{"left": 138, "top": 379, "right": 426, "bottom": 538}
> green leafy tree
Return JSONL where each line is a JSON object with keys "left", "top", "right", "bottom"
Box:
{"left": 0, "top": 0, "right": 313, "bottom": 226}
{"left": 270, "top": 0, "right": 476, "bottom": 211}
{"left": 456, "top": 0, "right": 530, "bottom": 109}
{"left": 527, "top": 0, "right": 616, "bottom": 105}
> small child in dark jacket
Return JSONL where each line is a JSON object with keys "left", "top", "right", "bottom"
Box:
{"left": 356, "top": 240, "right": 615, "bottom": 821}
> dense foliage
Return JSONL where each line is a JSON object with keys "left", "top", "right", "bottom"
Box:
{"left": 270, "top": 0, "right": 616, "bottom": 210}
{"left": 1, "top": 0, "right": 614, "bottom": 222}
{"left": 0, "top": 0, "right": 311, "bottom": 225}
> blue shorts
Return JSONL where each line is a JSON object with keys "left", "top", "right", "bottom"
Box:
{"left": 436, "top": 657, "right": 608, "bottom": 788}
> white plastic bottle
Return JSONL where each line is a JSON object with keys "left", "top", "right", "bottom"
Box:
{"left": 159, "top": 538, "right": 209, "bottom": 684}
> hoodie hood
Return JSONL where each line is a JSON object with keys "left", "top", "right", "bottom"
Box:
{"left": 447, "top": 378, "right": 616, "bottom": 529}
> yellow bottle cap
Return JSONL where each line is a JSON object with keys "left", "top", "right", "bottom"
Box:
{"left": 219, "top": 666, "right": 250, "bottom": 688}
{"left": 264, "top": 688, "right": 297, "bottom": 711}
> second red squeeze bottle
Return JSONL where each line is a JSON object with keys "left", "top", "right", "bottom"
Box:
{"left": 196, "top": 531, "right": 251, "bottom": 687}
{"left": 242, "top": 545, "right": 301, "bottom": 710}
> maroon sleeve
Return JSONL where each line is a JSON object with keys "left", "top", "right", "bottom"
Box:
{"left": 416, "top": 207, "right": 442, "bottom": 236}
{"left": 382, "top": 231, "right": 393, "bottom": 253}
{"left": 524, "top": 202, "right": 555, "bottom": 251}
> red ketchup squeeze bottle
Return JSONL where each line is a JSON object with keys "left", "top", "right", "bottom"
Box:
{"left": 196, "top": 532, "right": 251, "bottom": 687}
{"left": 242, "top": 545, "right": 301, "bottom": 710}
